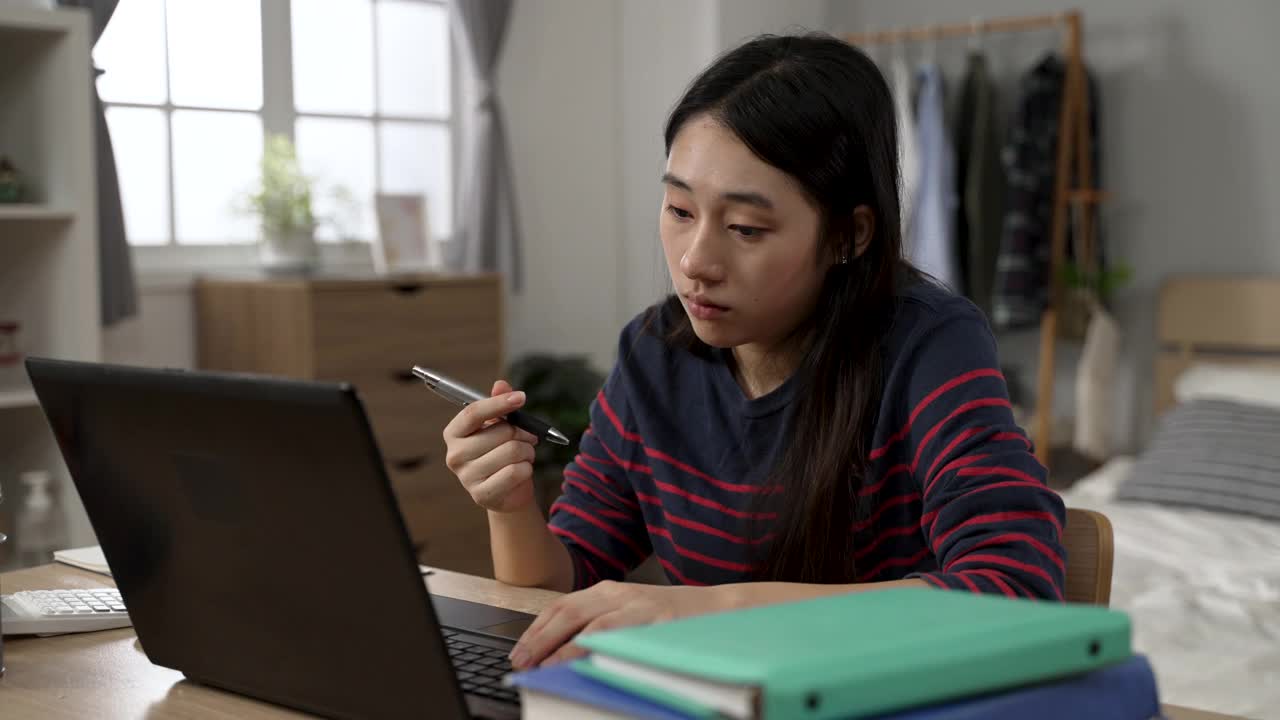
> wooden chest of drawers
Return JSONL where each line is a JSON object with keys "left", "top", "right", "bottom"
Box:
{"left": 195, "top": 273, "right": 502, "bottom": 577}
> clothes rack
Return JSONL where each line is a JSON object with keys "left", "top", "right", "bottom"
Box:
{"left": 846, "top": 11, "right": 1103, "bottom": 474}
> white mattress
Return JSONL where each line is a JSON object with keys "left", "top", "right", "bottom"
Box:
{"left": 1060, "top": 458, "right": 1280, "bottom": 719}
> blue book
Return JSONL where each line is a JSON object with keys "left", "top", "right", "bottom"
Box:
{"left": 506, "top": 662, "right": 700, "bottom": 719}
{"left": 870, "top": 655, "right": 1162, "bottom": 720}
{"left": 507, "top": 655, "right": 1161, "bottom": 720}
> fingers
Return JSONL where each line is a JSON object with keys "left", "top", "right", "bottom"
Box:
{"left": 510, "top": 583, "right": 619, "bottom": 670}
{"left": 444, "top": 389, "right": 526, "bottom": 439}
{"left": 491, "top": 381, "right": 539, "bottom": 443}
{"left": 541, "top": 609, "right": 631, "bottom": 666}
{"left": 444, "top": 419, "right": 519, "bottom": 477}
{"left": 480, "top": 381, "right": 514, "bottom": 429}
{"left": 469, "top": 459, "right": 534, "bottom": 507}
{"left": 465, "top": 438, "right": 537, "bottom": 485}
{"left": 540, "top": 641, "right": 589, "bottom": 667}
{"left": 441, "top": 378, "right": 542, "bottom": 511}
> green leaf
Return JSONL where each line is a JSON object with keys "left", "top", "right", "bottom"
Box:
{"left": 241, "top": 134, "right": 319, "bottom": 236}
{"left": 1058, "top": 258, "right": 1133, "bottom": 304}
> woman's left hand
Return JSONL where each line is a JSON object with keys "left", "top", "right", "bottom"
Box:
{"left": 509, "top": 580, "right": 731, "bottom": 670}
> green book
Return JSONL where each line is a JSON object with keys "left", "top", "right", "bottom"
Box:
{"left": 573, "top": 587, "right": 1131, "bottom": 720}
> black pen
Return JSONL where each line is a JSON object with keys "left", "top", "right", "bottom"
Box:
{"left": 410, "top": 366, "right": 570, "bottom": 446}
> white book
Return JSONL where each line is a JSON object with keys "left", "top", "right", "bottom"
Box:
{"left": 52, "top": 545, "right": 111, "bottom": 576}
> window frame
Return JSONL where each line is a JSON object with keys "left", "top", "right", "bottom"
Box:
{"left": 103, "top": 0, "right": 461, "bottom": 274}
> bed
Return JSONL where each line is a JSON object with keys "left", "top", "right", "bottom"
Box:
{"left": 1057, "top": 276, "right": 1280, "bottom": 719}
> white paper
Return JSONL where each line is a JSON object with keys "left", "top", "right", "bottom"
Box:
{"left": 53, "top": 545, "right": 111, "bottom": 576}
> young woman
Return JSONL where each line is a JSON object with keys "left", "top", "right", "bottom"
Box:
{"left": 443, "top": 32, "right": 1066, "bottom": 671}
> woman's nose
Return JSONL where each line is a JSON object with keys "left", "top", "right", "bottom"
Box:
{"left": 680, "top": 221, "right": 727, "bottom": 284}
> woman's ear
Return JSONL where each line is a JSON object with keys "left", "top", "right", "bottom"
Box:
{"left": 851, "top": 205, "right": 875, "bottom": 259}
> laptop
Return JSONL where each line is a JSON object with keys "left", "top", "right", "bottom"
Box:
{"left": 26, "top": 357, "right": 534, "bottom": 720}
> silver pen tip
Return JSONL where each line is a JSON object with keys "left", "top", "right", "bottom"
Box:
{"left": 547, "top": 428, "right": 570, "bottom": 446}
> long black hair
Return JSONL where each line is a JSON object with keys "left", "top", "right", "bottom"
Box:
{"left": 658, "top": 32, "right": 912, "bottom": 584}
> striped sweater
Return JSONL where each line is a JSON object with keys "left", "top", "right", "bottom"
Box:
{"left": 547, "top": 281, "right": 1067, "bottom": 599}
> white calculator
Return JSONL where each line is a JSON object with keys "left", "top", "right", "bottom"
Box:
{"left": 1, "top": 588, "right": 133, "bottom": 636}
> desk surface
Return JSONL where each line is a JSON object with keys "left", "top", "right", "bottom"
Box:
{"left": 0, "top": 564, "right": 1248, "bottom": 720}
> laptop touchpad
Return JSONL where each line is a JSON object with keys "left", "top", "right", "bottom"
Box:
{"left": 431, "top": 595, "right": 536, "bottom": 639}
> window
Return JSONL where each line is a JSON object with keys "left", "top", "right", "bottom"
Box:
{"left": 95, "top": 0, "right": 454, "bottom": 251}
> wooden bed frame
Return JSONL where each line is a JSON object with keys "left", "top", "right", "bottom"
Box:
{"left": 1154, "top": 275, "right": 1280, "bottom": 416}
{"left": 1063, "top": 275, "right": 1280, "bottom": 608}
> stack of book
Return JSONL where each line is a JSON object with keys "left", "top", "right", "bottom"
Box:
{"left": 505, "top": 588, "right": 1161, "bottom": 719}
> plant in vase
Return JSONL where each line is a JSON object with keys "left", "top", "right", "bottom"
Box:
{"left": 505, "top": 354, "right": 605, "bottom": 515}
{"left": 1057, "top": 258, "right": 1133, "bottom": 340}
{"left": 241, "top": 134, "right": 319, "bottom": 275}
{"left": 0, "top": 156, "right": 24, "bottom": 204}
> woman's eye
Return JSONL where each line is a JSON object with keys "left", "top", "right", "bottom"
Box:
{"left": 730, "top": 224, "right": 764, "bottom": 239}
{"left": 667, "top": 205, "right": 693, "bottom": 220}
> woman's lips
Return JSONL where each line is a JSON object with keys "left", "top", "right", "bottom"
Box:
{"left": 686, "top": 295, "right": 729, "bottom": 320}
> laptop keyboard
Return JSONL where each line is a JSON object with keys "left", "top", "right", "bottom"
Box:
{"left": 441, "top": 629, "right": 519, "bottom": 705}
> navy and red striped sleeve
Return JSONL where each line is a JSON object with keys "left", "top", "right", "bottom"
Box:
{"left": 892, "top": 311, "right": 1068, "bottom": 600}
{"left": 547, "top": 369, "right": 652, "bottom": 590}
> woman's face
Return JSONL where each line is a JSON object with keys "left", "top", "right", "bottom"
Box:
{"left": 660, "top": 115, "right": 831, "bottom": 352}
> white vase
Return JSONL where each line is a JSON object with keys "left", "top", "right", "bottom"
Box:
{"left": 259, "top": 226, "right": 319, "bottom": 276}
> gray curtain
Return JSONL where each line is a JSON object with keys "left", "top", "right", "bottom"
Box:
{"left": 57, "top": 0, "right": 138, "bottom": 326}
{"left": 449, "top": 0, "right": 523, "bottom": 291}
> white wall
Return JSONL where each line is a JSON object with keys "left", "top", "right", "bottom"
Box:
{"left": 496, "top": 0, "right": 624, "bottom": 372}
{"left": 717, "top": 0, "right": 830, "bottom": 51}
{"left": 831, "top": 0, "right": 1280, "bottom": 451}
{"left": 618, "top": 0, "right": 718, "bottom": 323}
{"left": 501, "top": 0, "right": 842, "bottom": 372}
{"left": 615, "top": 0, "right": 833, "bottom": 325}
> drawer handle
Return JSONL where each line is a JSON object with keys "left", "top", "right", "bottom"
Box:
{"left": 394, "top": 455, "right": 430, "bottom": 472}
{"left": 391, "top": 282, "right": 426, "bottom": 295}
{"left": 392, "top": 369, "right": 419, "bottom": 384}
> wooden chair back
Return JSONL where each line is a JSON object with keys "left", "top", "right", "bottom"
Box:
{"left": 1063, "top": 508, "right": 1114, "bottom": 605}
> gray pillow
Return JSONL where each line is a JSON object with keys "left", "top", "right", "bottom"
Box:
{"left": 1117, "top": 399, "right": 1280, "bottom": 521}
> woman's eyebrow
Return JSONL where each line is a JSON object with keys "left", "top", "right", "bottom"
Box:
{"left": 661, "top": 172, "right": 774, "bottom": 210}
{"left": 661, "top": 171, "right": 693, "bottom": 192}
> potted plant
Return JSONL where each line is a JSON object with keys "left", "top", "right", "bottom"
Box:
{"left": 0, "top": 156, "right": 25, "bottom": 204}
{"left": 506, "top": 353, "right": 606, "bottom": 515}
{"left": 243, "top": 134, "right": 320, "bottom": 275}
{"left": 1058, "top": 258, "right": 1132, "bottom": 340}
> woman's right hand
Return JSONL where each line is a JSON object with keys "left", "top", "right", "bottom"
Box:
{"left": 443, "top": 379, "right": 541, "bottom": 513}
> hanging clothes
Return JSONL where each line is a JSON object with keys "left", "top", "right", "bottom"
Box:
{"left": 891, "top": 51, "right": 920, "bottom": 238}
{"left": 953, "top": 50, "right": 1005, "bottom": 317}
{"left": 990, "top": 53, "right": 1102, "bottom": 330}
{"left": 908, "top": 63, "right": 959, "bottom": 290}
{"left": 991, "top": 54, "right": 1062, "bottom": 330}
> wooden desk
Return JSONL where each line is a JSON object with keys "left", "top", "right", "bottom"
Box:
{"left": 0, "top": 564, "right": 1248, "bottom": 720}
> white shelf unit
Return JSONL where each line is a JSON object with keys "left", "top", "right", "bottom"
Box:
{"left": 0, "top": 5, "right": 101, "bottom": 570}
